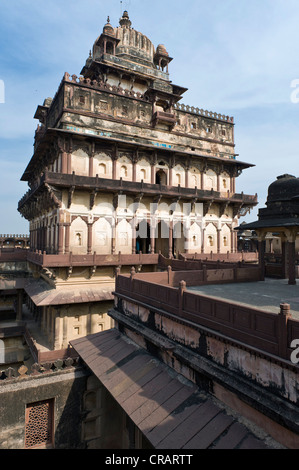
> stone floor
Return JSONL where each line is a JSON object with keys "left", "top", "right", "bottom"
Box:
{"left": 187, "top": 277, "right": 299, "bottom": 320}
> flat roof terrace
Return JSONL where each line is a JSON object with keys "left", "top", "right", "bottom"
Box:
{"left": 187, "top": 278, "right": 299, "bottom": 320}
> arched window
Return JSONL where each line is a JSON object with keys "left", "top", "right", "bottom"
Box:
{"left": 140, "top": 169, "right": 146, "bottom": 181}
{"left": 156, "top": 169, "right": 167, "bottom": 185}
{"left": 208, "top": 235, "right": 214, "bottom": 247}
{"left": 75, "top": 233, "right": 82, "bottom": 246}
{"left": 98, "top": 163, "right": 106, "bottom": 176}
{"left": 120, "top": 166, "right": 128, "bottom": 178}
{"left": 223, "top": 236, "right": 228, "bottom": 247}
{"left": 106, "top": 42, "right": 114, "bottom": 55}
{"left": 176, "top": 174, "right": 181, "bottom": 185}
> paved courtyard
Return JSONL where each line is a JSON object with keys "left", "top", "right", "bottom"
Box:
{"left": 187, "top": 278, "right": 299, "bottom": 320}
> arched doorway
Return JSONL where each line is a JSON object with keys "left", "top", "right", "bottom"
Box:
{"left": 173, "top": 222, "right": 185, "bottom": 257}
{"left": 136, "top": 220, "right": 151, "bottom": 254}
{"left": 156, "top": 169, "right": 167, "bottom": 185}
{"left": 155, "top": 220, "right": 169, "bottom": 257}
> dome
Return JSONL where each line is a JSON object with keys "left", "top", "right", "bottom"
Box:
{"left": 103, "top": 16, "right": 115, "bottom": 36}
{"left": 114, "top": 11, "right": 155, "bottom": 66}
{"left": 156, "top": 44, "right": 169, "bottom": 56}
{"left": 267, "top": 174, "right": 299, "bottom": 204}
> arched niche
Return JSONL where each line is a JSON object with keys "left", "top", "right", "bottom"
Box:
{"left": 205, "top": 223, "right": 217, "bottom": 253}
{"left": 136, "top": 158, "right": 151, "bottom": 183}
{"left": 116, "top": 155, "right": 132, "bottom": 181}
{"left": 204, "top": 169, "right": 217, "bottom": 191}
{"left": 189, "top": 222, "right": 202, "bottom": 253}
{"left": 221, "top": 224, "right": 231, "bottom": 252}
{"left": 173, "top": 164, "right": 185, "bottom": 187}
{"left": 115, "top": 219, "right": 132, "bottom": 254}
{"left": 92, "top": 218, "right": 112, "bottom": 254}
{"left": 70, "top": 217, "right": 88, "bottom": 254}
{"left": 220, "top": 171, "right": 230, "bottom": 193}
{"left": 71, "top": 149, "right": 89, "bottom": 176}
{"left": 93, "top": 153, "right": 112, "bottom": 178}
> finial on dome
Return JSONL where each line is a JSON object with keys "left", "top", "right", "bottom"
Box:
{"left": 103, "top": 15, "right": 115, "bottom": 35}
{"left": 119, "top": 10, "right": 132, "bottom": 28}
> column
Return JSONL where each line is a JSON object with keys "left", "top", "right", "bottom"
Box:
{"left": 185, "top": 167, "right": 189, "bottom": 188}
{"left": 111, "top": 218, "right": 117, "bottom": 255}
{"left": 201, "top": 228, "right": 205, "bottom": 254}
{"left": 89, "top": 154, "right": 94, "bottom": 177}
{"left": 169, "top": 167, "right": 173, "bottom": 187}
{"left": 112, "top": 157, "right": 117, "bottom": 180}
{"left": 217, "top": 229, "right": 221, "bottom": 254}
{"left": 65, "top": 224, "right": 70, "bottom": 254}
{"left": 151, "top": 164, "right": 155, "bottom": 185}
{"left": 67, "top": 152, "right": 72, "bottom": 174}
{"left": 58, "top": 224, "right": 64, "bottom": 254}
{"left": 258, "top": 235, "right": 266, "bottom": 281}
{"left": 54, "top": 311, "right": 62, "bottom": 350}
{"left": 169, "top": 223, "right": 173, "bottom": 259}
{"left": 288, "top": 234, "right": 296, "bottom": 285}
{"left": 132, "top": 222, "right": 136, "bottom": 254}
{"left": 61, "top": 152, "right": 68, "bottom": 174}
{"left": 281, "top": 237, "right": 287, "bottom": 279}
{"left": 87, "top": 223, "right": 93, "bottom": 254}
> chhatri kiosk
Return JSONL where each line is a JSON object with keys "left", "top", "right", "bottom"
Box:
{"left": 240, "top": 174, "right": 299, "bottom": 285}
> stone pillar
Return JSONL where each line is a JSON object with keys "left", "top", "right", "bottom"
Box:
{"left": 185, "top": 168, "right": 189, "bottom": 188}
{"left": 89, "top": 154, "right": 94, "bottom": 177}
{"left": 169, "top": 223, "right": 173, "bottom": 259}
{"left": 280, "top": 236, "right": 286, "bottom": 279}
{"left": 258, "top": 235, "right": 266, "bottom": 281}
{"left": 132, "top": 223, "right": 136, "bottom": 254}
{"left": 169, "top": 167, "right": 173, "bottom": 187}
{"left": 87, "top": 223, "right": 93, "bottom": 254}
{"left": 65, "top": 224, "right": 70, "bottom": 254}
{"left": 62, "top": 314, "right": 69, "bottom": 349}
{"left": 61, "top": 152, "right": 68, "bottom": 174}
{"left": 151, "top": 164, "right": 155, "bottom": 185}
{"left": 201, "top": 228, "right": 205, "bottom": 254}
{"left": 58, "top": 224, "right": 64, "bottom": 254}
{"left": 111, "top": 219, "right": 117, "bottom": 255}
{"left": 54, "top": 311, "right": 62, "bottom": 350}
{"left": 67, "top": 153, "right": 72, "bottom": 174}
{"left": 217, "top": 229, "right": 221, "bottom": 254}
{"left": 288, "top": 240, "right": 296, "bottom": 285}
{"left": 150, "top": 221, "right": 156, "bottom": 254}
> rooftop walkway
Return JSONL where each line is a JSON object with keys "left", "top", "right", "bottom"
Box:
{"left": 188, "top": 278, "right": 299, "bottom": 319}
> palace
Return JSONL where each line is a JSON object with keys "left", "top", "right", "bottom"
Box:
{"left": 3, "top": 12, "right": 297, "bottom": 451}
{"left": 15, "top": 11, "right": 257, "bottom": 349}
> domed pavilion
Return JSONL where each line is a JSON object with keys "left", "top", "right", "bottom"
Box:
{"left": 239, "top": 174, "right": 299, "bottom": 284}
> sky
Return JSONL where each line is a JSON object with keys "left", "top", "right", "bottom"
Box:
{"left": 1, "top": 0, "right": 299, "bottom": 234}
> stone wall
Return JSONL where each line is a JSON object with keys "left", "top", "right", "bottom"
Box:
{"left": 0, "top": 366, "right": 88, "bottom": 449}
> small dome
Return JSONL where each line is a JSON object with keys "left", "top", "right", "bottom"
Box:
{"left": 267, "top": 174, "right": 299, "bottom": 204}
{"left": 156, "top": 44, "right": 168, "bottom": 56}
{"left": 103, "top": 16, "right": 115, "bottom": 35}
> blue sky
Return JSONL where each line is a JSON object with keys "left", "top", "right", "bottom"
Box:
{"left": 1, "top": 0, "right": 299, "bottom": 234}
